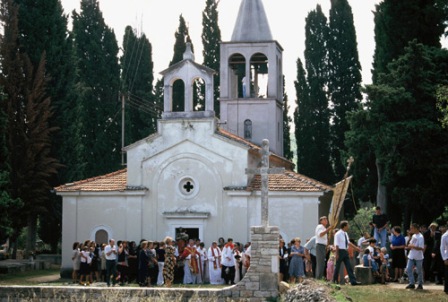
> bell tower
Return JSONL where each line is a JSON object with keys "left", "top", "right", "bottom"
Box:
{"left": 219, "top": 0, "right": 284, "bottom": 155}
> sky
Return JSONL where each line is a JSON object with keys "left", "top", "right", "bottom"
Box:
{"left": 59, "top": 0, "right": 447, "bottom": 111}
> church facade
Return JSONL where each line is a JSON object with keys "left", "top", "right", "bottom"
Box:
{"left": 56, "top": 0, "right": 332, "bottom": 275}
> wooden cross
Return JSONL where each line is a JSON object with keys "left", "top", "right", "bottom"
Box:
{"left": 245, "top": 139, "right": 284, "bottom": 226}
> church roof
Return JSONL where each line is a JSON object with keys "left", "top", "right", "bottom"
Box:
{"left": 231, "top": 0, "right": 273, "bottom": 42}
{"left": 248, "top": 171, "right": 332, "bottom": 193}
{"left": 54, "top": 169, "right": 145, "bottom": 192}
{"left": 55, "top": 168, "right": 330, "bottom": 193}
{"left": 216, "top": 128, "right": 294, "bottom": 170}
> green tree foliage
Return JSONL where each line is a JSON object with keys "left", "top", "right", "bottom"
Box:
{"left": 170, "top": 15, "right": 191, "bottom": 112}
{"left": 347, "top": 207, "right": 375, "bottom": 240}
{"left": 120, "top": 26, "right": 158, "bottom": 146}
{"left": 347, "top": 0, "right": 447, "bottom": 227}
{"left": 372, "top": 0, "right": 445, "bottom": 83}
{"left": 295, "top": 6, "right": 333, "bottom": 184}
{"left": 294, "top": 59, "right": 313, "bottom": 175}
{"left": 202, "top": 0, "right": 221, "bottom": 116}
{"left": 348, "top": 42, "right": 448, "bottom": 228}
{"left": 328, "top": 0, "right": 362, "bottom": 181}
{"left": 15, "top": 0, "right": 75, "bottom": 185}
{"left": 14, "top": 0, "right": 75, "bottom": 252}
{"left": 0, "top": 0, "right": 61, "bottom": 257}
{"left": 72, "top": 0, "right": 121, "bottom": 179}
{"left": 282, "top": 76, "right": 292, "bottom": 161}
{"left": 437, "top": 85, "right": 448, "bottom": 127}
{"left": 0, "top": 91, "right": 21, "bottom": 243}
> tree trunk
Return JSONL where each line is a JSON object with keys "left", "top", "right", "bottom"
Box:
{"left": 25, "top": 214, "right": 37, "bottom": 259}
{"left": 376, "top": 159, "right": 387, "bottom": 211}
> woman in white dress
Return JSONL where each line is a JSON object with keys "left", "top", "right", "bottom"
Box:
{"left": 71, "top": 242, "right": 80, "bottom": 283}
{"left": 207, "top": 241, "right": 224, "bottom": 284}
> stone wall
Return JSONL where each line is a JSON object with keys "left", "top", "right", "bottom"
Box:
{"left": 0, "top": 226, "right": 279, "bottom": 301}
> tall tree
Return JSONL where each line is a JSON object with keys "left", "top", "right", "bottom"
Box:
{"left": 354, "top": 42, "right": 448, "bottom": 227}
{"left": 202, "top": 0, "right": 221, "bottom": 116}
{"left": 170, "top": 15, "right": 191, "bottom": 112}
{"left": 0, "top": 0, "right": 60, "bottom": 257}
{"left": 72, "top": 0, "right": 121, "bottom": 178}
{"left": 120, "top": 26, "right": 158, "bottom": 146}
{"left": 15, "top": 0, "right": 76, "bottom": 184}
{"left": 14, "top": 0, "right": 75, "bottom": 252}
{"left": 0, "top": 90, "right": 20, "bottom": 244}
{"left": 294, "top": 59, "right": 313, "bottom": 176}
{"left": 295, "top": 5, "right": 333, "bottom": 183}
{"left": 372, "top": 0, "right": 445, "bottom": 83}
{"left": 282, "top": 76, "right": 292, "bottom": 161}
{"left": 328, "top": 0, "right": 362, "bottom": 181}
{"left": 347, "top": 0, "right": 447, "bottom": 220}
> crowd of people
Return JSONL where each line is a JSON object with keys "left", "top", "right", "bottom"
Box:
{"left": 279, "top": 206, "right": 448, "bottom": 296}
{"left": 70, "top": 206, "right": 448, "bottom": 296}
{"left": 71, "top": 235, "right": 252, "bottom": 287}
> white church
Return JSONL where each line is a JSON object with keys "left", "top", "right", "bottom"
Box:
{"left": 56, "top": 0, "right": 332, "bottom": 275}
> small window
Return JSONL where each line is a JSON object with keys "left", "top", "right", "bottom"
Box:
{"left": 244, "top": 119, "right": 252, "bottom": 140}
{"left": 177, "top": 176, "right": 199, "bottom": 199}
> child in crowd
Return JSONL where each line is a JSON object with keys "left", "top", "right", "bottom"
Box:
{"left": 79, "top": 245, "right": 91, "bottom": 286}
{"left": 362, "top": 248, "right": 379, "bottom": 276}
{"left": 326, "top": 255, "right": 335, "bottom": 281}
{"left": 379, "top": 247, "right": 390, "bottom": 283}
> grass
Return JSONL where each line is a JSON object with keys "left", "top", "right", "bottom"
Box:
{"left": 0, "top": 267, "right": 61, "bottom": 286}
{"left": 330, "top": 283, "right": 448, "bottom": 302}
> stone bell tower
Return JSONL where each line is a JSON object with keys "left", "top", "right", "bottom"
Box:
{"left": 219, "top": 0, "right": 284, "bottom": 156}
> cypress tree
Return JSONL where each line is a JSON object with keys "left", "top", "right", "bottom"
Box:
{"left": 328, "top": 0, "right": 362, "bottom": 181}
{"left": 72, "top": 0, "right": 121, "bottom": 178}
{"left": 202, "top": 0, "right": 221, "bottom": 116}
{"left": 15, "top": 0, "right": 76, "bottom": 184}
{"left": 297, "top": 5, "right": 333, "bottom": 183}
{"left": 294, "top": 58, "right": 314, "bottom": 176}
{"left": 0, "top": 0, "right": 60, "bottom": 256}
{"left": 120, "top": 26, "right": 157, "bottom": 146}
{"left": 347, "top": 0, "right": 446, "bottom": 222}
{"left": 0, "top": 90, "right": 20, "bottom": 243}
{"left": 372, "top": 0, "right": 445, "bottom": 83}
{"left": 282, "top": 76, "right": 292, "bottom": 161}
{"left": 361, "top": 42, "right": 448, "bottom": 227}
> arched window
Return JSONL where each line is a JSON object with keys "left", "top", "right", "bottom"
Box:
{"left": 172, "top": 79, "right": 185, "bottom": 112}
{"left": 95, "top": 229, "right": 108, "bottom": 245}
{"left": 244, "top": 119, "right": 252, "bottom": 140}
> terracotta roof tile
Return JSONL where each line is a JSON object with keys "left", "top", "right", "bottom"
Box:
{"left": 54, "top": 169, "right": 130, "bottom": 192}
{"left": 248, "top": 170, "right": 332, "bottom": 192}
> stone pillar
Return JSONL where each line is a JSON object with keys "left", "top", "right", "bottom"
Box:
{"left": 229, "top": 225, "right": 279, "bottom": 301}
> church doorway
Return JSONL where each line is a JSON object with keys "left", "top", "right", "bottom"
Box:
{"left": 176, "top": 227, "right": 199, "bottom": 241}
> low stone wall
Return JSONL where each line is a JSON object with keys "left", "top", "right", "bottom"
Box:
{"left": 0, "top": 286, "right": 234, "bottom": 302}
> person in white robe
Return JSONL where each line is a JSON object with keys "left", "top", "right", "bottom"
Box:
{"left": 180, "top": 239, "right": 200, "bottom": 284}
{"left": 208, "top": 241, "right": 224, "bottom": 284}
{"left": 197, "top": 242, "right": 208, "bottom": 284}
{"left": 233, "top": 243, "right": 243, "bottom": 283}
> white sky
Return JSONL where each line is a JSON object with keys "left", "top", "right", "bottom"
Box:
{"left": 60, "top": 0, "right": 447, "bottom": 111}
